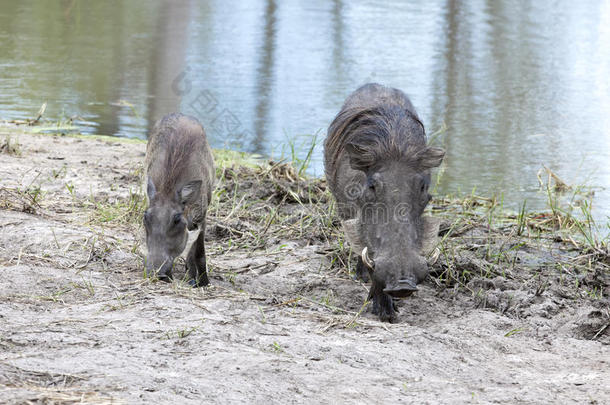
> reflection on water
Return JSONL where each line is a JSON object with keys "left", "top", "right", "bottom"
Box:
{"left": 1, "top": 0, "right": 609, "bottom": 222}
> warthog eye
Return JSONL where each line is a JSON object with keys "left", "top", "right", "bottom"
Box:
{"left": 172, "top": 213, "right": 182, "bottom": 225}
{"left": 367, "top": 174, "right": 383, "bottom": 195}
{"left": 420, "top": 176, "right": 430, "bottom": 193}
{"left": 365, "top": 180, "right": 377, "bottom": 200}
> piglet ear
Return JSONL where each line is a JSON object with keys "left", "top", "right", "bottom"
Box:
{"left": 147, "top": 177, "right": 156, "bottom": 200}
{"left": 417, "top": 147, "right": 445, "bottom": 170}
{"left": 179, "top": 180, "right": 202, "bottom": 205}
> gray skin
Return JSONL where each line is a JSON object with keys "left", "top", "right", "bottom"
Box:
{"left": 324, "top": 83, "right": 445, "bottom": 322}
{"left": 144, "top": 113, "right": 214, "bottom": 287}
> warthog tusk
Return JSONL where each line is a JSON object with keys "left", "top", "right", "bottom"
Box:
{"left": 428, "top": 247, "right": 441, "bottom": 266}
{"left": 361, "top": 247, "right": 375, "bottom": 270}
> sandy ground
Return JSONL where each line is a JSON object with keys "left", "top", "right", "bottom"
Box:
{"left": 0, "top": 129, "right": 608, "bottom": 404}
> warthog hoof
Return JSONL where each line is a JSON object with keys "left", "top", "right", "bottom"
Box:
{"left": 353, "top": 256, "right": 371, "bottom": 283}
{"left": 187, "top": 278, "right": 209, "bottom": 288}
{"left": 368, "top": 283, "right": 399, "bottom": 323}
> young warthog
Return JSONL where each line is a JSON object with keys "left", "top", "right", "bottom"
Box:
{"left": 144, "top": 113, "right": 214, "bottom": 287}
{"left": 324, "top": 83, "right": 445, "bottom": 322}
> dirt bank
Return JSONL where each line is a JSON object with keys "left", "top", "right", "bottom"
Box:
{"left": 0, "top": 128, "right": 608, "bottom": 404}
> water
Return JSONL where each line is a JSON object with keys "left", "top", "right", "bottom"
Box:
{"left": 1, "top": 0, "right": 609, "bottom": 225}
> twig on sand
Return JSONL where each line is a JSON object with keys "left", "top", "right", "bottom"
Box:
{"left": 344, "top": 300, "right": 371, "bottom": 328}
{"left": 592, "top": 323, "right": 609, "bottom": 340}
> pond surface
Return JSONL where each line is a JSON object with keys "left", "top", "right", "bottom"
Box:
{"left": 1, "top": 0, "right": 609, "bottom": 225}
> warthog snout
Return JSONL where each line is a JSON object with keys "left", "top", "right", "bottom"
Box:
{"left": 366, "top": 250, "right": 428, "bottom": 298}
{"left": 146, "top": 255, "right": 174, "bottom": 282}
{"left": 387, "top": 257, "right": 428, "bottom": 298}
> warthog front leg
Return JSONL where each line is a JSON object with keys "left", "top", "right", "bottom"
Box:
{"left": 354, "top": 255, "right": 371, "bottom": 283}
{"left": 367, "top": 279, "right": 398, "bottom": 323}
{"left": 186, "top": 229, "right": 209, "bottom": 287}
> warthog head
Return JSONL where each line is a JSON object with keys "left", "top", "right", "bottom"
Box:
{"left": 143, "top": 177, "right": 202, "bottom": 281}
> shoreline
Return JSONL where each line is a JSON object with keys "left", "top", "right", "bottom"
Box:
{"left": 4, "top": 118, "right": 608, "bottom": 227}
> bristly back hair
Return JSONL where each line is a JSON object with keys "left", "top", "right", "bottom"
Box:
{"left": 150, "top": 113, "right": 204, "bottom": 197}
{"left": 325, "top": 104, "right": 426, "bottom": 172}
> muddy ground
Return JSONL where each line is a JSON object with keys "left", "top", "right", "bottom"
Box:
{"left": 0, "top": 128, "right": 608, "bottom": 404}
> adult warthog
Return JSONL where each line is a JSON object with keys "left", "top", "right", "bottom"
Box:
{"left": 144, "top": 113, "right": 214, "bottom": 287}
{"left": 324, "top": 83, "right": 444, "bottom": 322}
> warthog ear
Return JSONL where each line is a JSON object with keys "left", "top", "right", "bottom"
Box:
{"left": 179, "top": 180, "right": 202, "bottom": 205}
{"left": 417, "top": 147, "right": 445, "bottom": 170}
{"left": 345, "top": 142, "right": 375, "bottom": 172}
{"left": 146, "top": 177, "right": 156, "bottom": 200}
